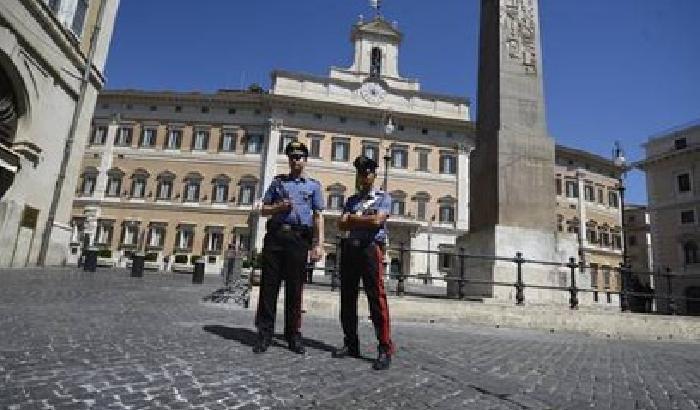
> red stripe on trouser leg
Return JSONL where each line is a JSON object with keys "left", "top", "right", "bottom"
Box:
{"left": 374, "top": 245, "right": 394, "bottom": 354}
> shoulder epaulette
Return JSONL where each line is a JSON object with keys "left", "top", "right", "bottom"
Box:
{"left": 274, "top": 174, "right": 288, "bottom": 181}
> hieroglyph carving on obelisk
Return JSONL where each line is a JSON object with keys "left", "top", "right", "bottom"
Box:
{"left": 503, "top": 0, "right": 537, "bottom": 74}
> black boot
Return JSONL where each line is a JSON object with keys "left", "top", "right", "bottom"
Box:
{"left": 332, "top": 344, "right": 360, "bottom": 358}
{"left": 287, "top": 334, "right": 306, "bottom": 354}
{"left": 372, "top": 345, "right": 391, "bottom": 370}
{"left": 252, "top": 333, "right": 271, "bottom": 354}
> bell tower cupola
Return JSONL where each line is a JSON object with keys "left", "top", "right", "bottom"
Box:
{"left": 329, "top": 0, "right": 419, "bottom": 91}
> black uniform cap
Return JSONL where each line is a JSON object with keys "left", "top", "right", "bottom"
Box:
{"left": 353, "top": 155, "right": 378, "bottom": 174}
{"left": 285, "top": 141, "right": 308, "bottom": 157}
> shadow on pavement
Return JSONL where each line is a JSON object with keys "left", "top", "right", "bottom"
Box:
{"left": 202, "top": 325, "right": 338, "bottom": 354}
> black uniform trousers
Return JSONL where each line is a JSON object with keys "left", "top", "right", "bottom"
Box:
{"left": 340, "top": 240, "right": 394, "bottom": 353}
{"left": 255, "top": 226, "right": 311, "bottom": 340}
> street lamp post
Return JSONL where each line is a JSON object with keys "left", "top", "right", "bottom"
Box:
{"left": 613, "top": 141, "right": 631, "bottom": 312}
{"left": 382, "top": 114, "right": 394, "bottom": 191}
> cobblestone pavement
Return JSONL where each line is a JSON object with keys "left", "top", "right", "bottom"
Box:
{"left": 1, "top": 268, "right": 699, "bottom": 410}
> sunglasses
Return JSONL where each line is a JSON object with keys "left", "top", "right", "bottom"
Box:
{"left": 288, "top": 154, "right": 305, "bottom": 161}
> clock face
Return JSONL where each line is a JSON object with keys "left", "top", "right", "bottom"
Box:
{"left": 360, "top": 82, "right": 386, "bottom": 104}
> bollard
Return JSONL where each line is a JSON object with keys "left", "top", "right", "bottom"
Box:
{"left": 515, "top": 252, "right": 524, "bottom": 305}
{"left": 131, "top": 252, "right": 144, "bottom": 278}
{"left": 568, "top": 257, "right": 578, "bottom": 309}
{"left": 397, "top": 242, "right": 406, "bottom": 296}
{"left": 458, "top": 247, "right": 466, "bottom": 300}
{"left": 192, "top": 260, "right": 205, "bottom": 284}
{"left": 83, "top": 247, "right": 98, "bottom": 272}
{"left": 331, "top": 235, "right": 341, "bottom": 291}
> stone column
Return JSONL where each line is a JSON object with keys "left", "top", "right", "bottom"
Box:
{"left": 252, "top": 118, "right": 282, "bottom": 252}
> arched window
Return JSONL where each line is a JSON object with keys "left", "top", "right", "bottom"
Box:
{"left": 80, "top": 166, "right": 98, "bottom": 196}
{"left": 183, "top": 172, "right": 203, "bottom": 202}
{"left": 106, "top": 168, "right": 124, "bottom": 197}
{"left": 238, "top": 174, "right": 259, "bottom": 205}
{"left": 685, "top": 241, "right": 699, "bottom": 265}
{"left": 412, "top": 191, "right": 431, "bottom": 221}
{"left": 211, "top": 174, "right": 231, "bottom": 203}
{"left": 156, "top": 171, "right": 176, "bottom": 200}
{"left": 130, "top": 168, "right": 150, "bottom": 199}
{"left": 370, "top": 47, "right": 382, "bottom": 78}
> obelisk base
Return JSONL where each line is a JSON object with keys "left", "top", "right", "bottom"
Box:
{"left": 450, "top": 225, "right": 587, "bottom": 305}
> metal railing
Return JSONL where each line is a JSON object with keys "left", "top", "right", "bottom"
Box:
{"left": 298, "top": 237, "right": 700, "bottom": 315}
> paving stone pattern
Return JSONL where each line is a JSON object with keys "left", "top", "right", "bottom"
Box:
{"left": 1, "top": 268, "right": 699, "bottom": 409}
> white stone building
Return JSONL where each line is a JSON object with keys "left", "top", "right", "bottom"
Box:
{"left": 0, "top": 0, "right": 120, "bottom": 267}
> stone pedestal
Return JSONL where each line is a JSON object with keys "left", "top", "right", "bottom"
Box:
{"left": 452, "top": 226, "right": 579, "bottom": 305}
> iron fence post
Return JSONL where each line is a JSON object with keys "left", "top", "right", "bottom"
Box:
{"left": 458, "top": 247, "right": 466, "bottom": 300}
{"left": 568, "top": 257, "right": 579, "bottom": 309}
{"left": 515, "top": 252, "right": 524, "bottom": 305}
{"left": 331, "top": 235, "right": 341, "bottom": 292}
{"left": 397, "top": 241, "right": 406, "bottom": 296}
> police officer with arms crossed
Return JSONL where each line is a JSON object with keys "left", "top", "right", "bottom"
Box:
{"left": 333, "top": 155, "right": 394, "bottom": 370}
{"left": 253, "top": 141, "right": 324, "bottom": 354}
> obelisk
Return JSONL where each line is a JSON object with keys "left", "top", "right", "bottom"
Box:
{"left": 455, "top": 0, "right": 575, "bottom": 303}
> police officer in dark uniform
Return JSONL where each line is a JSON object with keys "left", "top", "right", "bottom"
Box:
{"left": 333, "top": 155, "right": 394, "bottom": 370}
{"left": 253, "top": 141, "right": 325, "bottom": 354}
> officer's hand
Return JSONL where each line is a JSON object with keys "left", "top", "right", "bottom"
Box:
{"left": 276, "top": 199, "right": 292, "bottom": 213}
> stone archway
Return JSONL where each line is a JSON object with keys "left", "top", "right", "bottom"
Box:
{"left": 0, "top": 52, "right": 27, "bottom": 201}
{"left": 0, "top": 68, "right": 18, "bottom": 200}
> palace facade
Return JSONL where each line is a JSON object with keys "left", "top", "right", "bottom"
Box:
{"left": 70, "top": 15, "right": 624, "bottom": 303}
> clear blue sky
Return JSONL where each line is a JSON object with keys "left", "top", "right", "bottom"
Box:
{"left": 104, "top": 0, "right": 700, "bottom": 205}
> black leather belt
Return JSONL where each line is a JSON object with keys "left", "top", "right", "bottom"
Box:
{"left": 279, "top": 224, "right": 311, "bottom": 233}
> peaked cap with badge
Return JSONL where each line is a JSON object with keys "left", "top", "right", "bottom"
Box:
{"left": 285, "top": 141, "right": 309, "bottom": 157}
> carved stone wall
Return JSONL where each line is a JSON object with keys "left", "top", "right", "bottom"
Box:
{"left": 503, "top": 0, "right": 537, "bottom": 74}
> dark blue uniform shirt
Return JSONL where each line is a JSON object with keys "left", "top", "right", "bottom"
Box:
{"left": 263, "top": 174, "right": 324, "bottom": 227}
{"left": 342, "top": 190, "right": 392, "bottom": 244}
